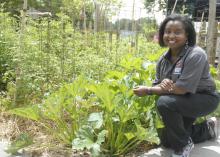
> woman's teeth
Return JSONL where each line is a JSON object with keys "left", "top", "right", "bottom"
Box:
{"left": 169, "top": 41, "right": 175, "bottom": 44}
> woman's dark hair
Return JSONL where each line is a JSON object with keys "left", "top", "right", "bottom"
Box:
{"left": 158, "top": 14, "right": 196, "bottom": 47}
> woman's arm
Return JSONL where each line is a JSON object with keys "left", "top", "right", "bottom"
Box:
{"left": 159, "top": 78, "right": 188, "bottom": 95}
{"left": 133, "top": 79, "right": 188, "bottom": 96}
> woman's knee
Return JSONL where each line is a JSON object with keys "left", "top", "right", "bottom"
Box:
{"left": 156, "top": 95, "right": 175, "bottom": 112}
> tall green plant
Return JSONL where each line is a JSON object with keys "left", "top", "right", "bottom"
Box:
{"left": 91, "top": 83, "right": 158, "bottom": 156}
{"left": 0, "top": 11, "right": 17, "bottom": 91}
{"left": 9, "top": 76, "right": 90, "bottom": 145}
{"left": 72, "top": 54, "right": 162, "bottom": 156}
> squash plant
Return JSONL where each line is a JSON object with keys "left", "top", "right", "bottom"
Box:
{"left": 72, "top": 54, "right": 161, "bottom": 156}
{"left": 9, "top": 75, "right": 90, "bottom": 146}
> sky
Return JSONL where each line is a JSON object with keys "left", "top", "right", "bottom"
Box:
{"left": 114, "top": 0, "right": 165, "bottom": 24}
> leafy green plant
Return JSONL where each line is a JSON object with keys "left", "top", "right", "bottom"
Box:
{"left": 9, "top": 76, "right": 90, "bottom": 146}
{"left": 72, "top": 53, "right": 163, "bottom": 156}
{"left": 72, "top": 124, "right": 107, "bottom": 157}
{"left": 87, "top": 81, "right": 158, "bottom": 156}
{"left": 72, "top": 82, "right": 158, "bottom": 156}
{"left": 0, "top": 12, "right": 17, "bottom": 92}
{"left": 210, "top": 65, "right": 218, "bottom": 78}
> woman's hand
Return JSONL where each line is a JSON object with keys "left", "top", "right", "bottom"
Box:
{"left": 133, "top": 86, "right": 149, "bottom": 97}
{"left": 159, "top": 78, "right": 174, "bottom": 92}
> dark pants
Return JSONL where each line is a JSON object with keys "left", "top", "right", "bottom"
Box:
{"left": 156, "top": 92, "right": 219, "bottom": 151}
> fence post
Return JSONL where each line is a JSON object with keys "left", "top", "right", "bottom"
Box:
{"left": 206, "top": 0, "right": 217, "bottom": 65}
{"left": 131, "top": 0, "right": 135, "bottom": 47}
{"left": 14, "top": 0, "right": 27, "bottom": 106}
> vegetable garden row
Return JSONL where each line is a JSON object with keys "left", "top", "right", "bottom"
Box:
{"left": 0, "top": 9, "right": 220, "bottom": 157}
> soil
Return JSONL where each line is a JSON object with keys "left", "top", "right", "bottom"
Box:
{"left": 0, "top": 111, "right": 154, "bottom": 157}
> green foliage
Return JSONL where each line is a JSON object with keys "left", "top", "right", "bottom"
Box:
{"left": 215, "top": 80, "right": 220, "bottom": 93}
{"left": 8, "top": 105, "right": 40, "bottom": 121}
{"left": 1, "top": 0, "right": 61, "bottom": 17}
{"left": 72, "top": 125, "right": 107, "bottom": 157}
{"left": 210, "top": 65, "right": 217, "bottom": 78}
{"left": 9, "top": 76, "right": 90, "bottom": 145}
{"left": 144, "top": 0, "right": 156, "bottom": 12}
{"left": 0, "top": 12, "right": 133, "bottom": 108}
{"left": 0, "top": 5, "right": 165, "bottom": 109}
{"left": 0, "top": 92, "right": 11, "bottom": 111}
{"left": 213, "top": 80, "right": 220, "bottom": 117}
{"left": 8, "top": 50, "right": 164, "bottom": 156}
{"left": 0, "top": 12, "right": 17, "bottom": 91}
{"left": 87, "top": 80, "right": 158, "bottom": 156}
{"left": 144, "top": 0, "right": 166, "bottom": 13}
{"left": 167, "top": 0, "right": 195, "bottom": 16}
{"left": 71, "top": 53, "right": 162, "bottom": 156}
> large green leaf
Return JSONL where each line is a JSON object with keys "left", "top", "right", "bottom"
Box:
{"left": 72, "top": 126, "right": 107, "bottom": 157}
{"left": 89, "top": 83, "right": 115, "bottom": 113}
{"left": 88, "top": 112, "right": 103, "bottom": 129}
{"left": 8, "top": 105, "right": 40, "bottom": 121}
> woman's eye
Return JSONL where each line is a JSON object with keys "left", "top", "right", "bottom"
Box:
{"left": 164, "top": 31, "right": 183, "bottom": 35}
{"left": 165, "top": 30, "right": 171, "bottom": 34}
{"left": 175, "top": 32, "right": 181, "bottom": 35}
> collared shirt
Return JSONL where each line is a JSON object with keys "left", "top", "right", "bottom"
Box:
{"left": 153, "top": 46, "right": 216, "bottom": 94}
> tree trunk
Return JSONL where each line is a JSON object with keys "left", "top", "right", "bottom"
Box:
{"left": 213, "top": 21, "right": 218, "bottom": 67}
{"left": 94, "top": 3, "right": 100, "bottom": 33}
{"left": 83, "top": 3, "right": 87, "bottom": 33}
{"left": 206, "top": 0, "right": 217, "bottom": 65}
{"left": 197, "top": 11, "right": 205, "bottom": 46}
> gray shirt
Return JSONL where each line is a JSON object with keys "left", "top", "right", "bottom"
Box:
{"left": 153, "top": 46, "right": 216, "bottom": 94}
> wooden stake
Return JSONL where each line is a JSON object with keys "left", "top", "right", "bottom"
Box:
{"left": 14, "top": 0, "right": 28, "bottom": 106}
{"left": 206, "top": 0, "right": 217, "bottom": 65}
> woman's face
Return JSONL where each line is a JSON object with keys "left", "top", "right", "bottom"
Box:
{"left": 163, "top": 20, "right": 188, "bottom": 52}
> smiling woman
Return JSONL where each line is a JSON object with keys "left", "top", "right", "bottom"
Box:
{"left": 163, "top": 20, "right": 188, "bottom": 56}
{"left": 133, "top": 14, "right": 219, "bottom": 157}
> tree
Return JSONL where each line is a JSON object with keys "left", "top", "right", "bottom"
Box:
{"left": 207, "top": 0, "right": 217, "bottom": 65}
{"left": 144, "top": 0, "right": 196, "bottom": 15}
{"left": 0, "top": 0, "right": 62, "bottom": 17}
{"left": 144, "top": 0, "right": 167, "bottom": 13}
{"left": 93, "top": 0, "right": 122, "bottom": 32}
